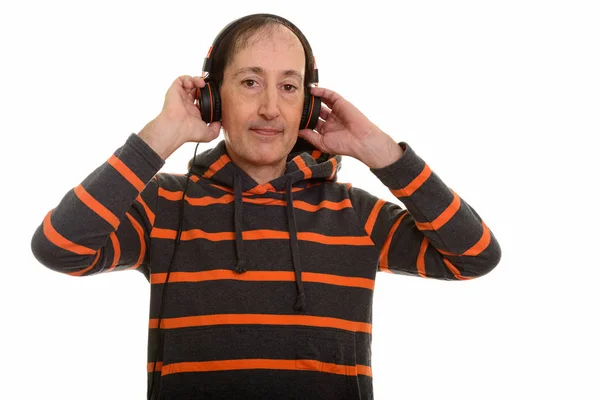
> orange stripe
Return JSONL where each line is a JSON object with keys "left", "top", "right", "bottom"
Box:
{"left": 248, "top": 184, "right": 267, "bottom": 195}
{"left": 415, "top": 189, "right": 460, "bottom": 231}
{"left": 462, "top": 221, "right": 491, "bottom": 256}
{"left": 203, "top": 154, "right": 231, "bottom": 179}
{"left": 43, "top": 210, "right": 96, "bottom": 255}
{"left": 390, "top": 164, "right": 432, "bottom": 197}
{"left": 149, "top": 360, "right": 371, "bottom": 377}
{"left": 328, "top": 158, "right": 338, "bottom": 180}
{"left": 150, "top": 270, "right": 375, "bottom": 290}
{"left": 207, "top": 82, "right": 214, "bottom": 122}
{"left": 149, "top": 313, "right": 372, "bottom": 334}
{"left": 304, "top": 95, "right": 315, "bottom": 129}
{"left": 158, "top": 189, "right": 352, "bottom": 211}
{"left": 158, "top": 187, "right": 184, "bottom": 201}
{"left": 151, "top": 228, "right": 232, "bottom": 241}
{"left": 378, "top": 211, "right": 407, "bottom": 272}
{"left": 125, "top": 212, "right": 145, "bottom": 270}
{"left": 262, "top": 183, "right": 276, "bottom": 192}
{"left": 209, "top": 183, "right": 307, "bottom": 195}
{"left": 364, "top": 199, "right": 385, "bottom": 236}
{"left": 293, "top": 156, "right": 312, "bottom": 180}
{"left": 74, "top": 185, "right": 120, "bottom": 229}
{"left": 68, "top": 250, "right": 101, "bottom": 276}
{"left": 241, "top": 198, "right": 352, "bottom": 212}
{"left": 432, "top": 222, "right": 491, "bottom": 258}
{"left": 136, "top": 194, "right": 155, "bottom": 226}
{"left": 298, "top": 232, "right": 373, "bottom": 246}
{"left": 161, "top": 359, "right": 360, "bottom": 377}
{"left": 311, "top": 150, "right": 322, "bottom": 159}
{"left": 107, "top": 155, "right": 145, "bottom": 192}
{"left": 148, "top": 361, "right": 163, "bottom": 373}
{"left": 416, "top": 237, "right": 429, "bottom": 277}
{"left": 151, "top": 228, "right": 373, "bottom": 245}
{"left": 357, "top": 364, "right": 373, "bottom": 377}
{"left": 292, "top": 199, "right": 353, "bottom": 212}
{"left": 106, "top": 232, "right": 121, "bottom": 272}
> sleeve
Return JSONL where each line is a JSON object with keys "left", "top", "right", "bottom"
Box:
{"left": 348, "top": 142, "right": 502, "bottom": 280}
{"left": 30, "top": 133, "right": 166, "bottom": 279}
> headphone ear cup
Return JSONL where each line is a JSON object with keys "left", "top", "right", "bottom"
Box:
{"left": 197, "top": 81, "right": 221, "bottom": 123}
{"left": 300, "top": 92, "right": 321, "bottom": 130}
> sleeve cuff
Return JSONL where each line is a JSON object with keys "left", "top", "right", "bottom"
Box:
{"left": 369, "top": 142, "right": 427, "bottom": 189}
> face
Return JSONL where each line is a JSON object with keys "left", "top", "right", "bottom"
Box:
{"left": 219, "top": 25, "right": 306, "bottom": 169}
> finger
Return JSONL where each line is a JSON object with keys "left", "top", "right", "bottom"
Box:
{"left": 180, "top": 75, "right": 204, "bottom": 92}
{"left": 193, "top": 76, "right": 206, "bottom": 88}
{"left": 314, "top": 118, "right": 325, "bottom": 134}
{"left": 178, "top": 75, "right": 193, "bottom": 89}
{"left": 310, "top": 86, "right": 343, "bottom": 108}
{"left": 186, "top": 77, "right": 205, "bottom": 97}
{"left": 298, "top": 128, "right": 324, "bottom": 150}
{"left": 319, "top": 104, "right": 331, "bottom": 120}
{"left": 207, "top": 121, "right": 222, "bottom": 138}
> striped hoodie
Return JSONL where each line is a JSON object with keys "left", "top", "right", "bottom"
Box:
{"left": 31, "top": 133, "right": 502, "bottom": 399}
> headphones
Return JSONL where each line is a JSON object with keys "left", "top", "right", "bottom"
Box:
{"left": 195, "top": 13, "right": 321, "bottom": 132}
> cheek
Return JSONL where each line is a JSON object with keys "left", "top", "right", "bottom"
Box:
{"left": 221, "top": 92, "right": 249, "bottom": 128}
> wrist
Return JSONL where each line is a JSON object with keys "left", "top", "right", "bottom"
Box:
{"left": 137, "top": 115, "right": 182, "bottom": 160}
{"left": 359, "top": 131, "right": 404, "bottom": 169}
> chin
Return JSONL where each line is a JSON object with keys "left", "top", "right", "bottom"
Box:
{"left": 244, "top": 147, "right": 287, "bottom": 165}
{"left": 248, "top": 137, "right": 293, "bottom": 158}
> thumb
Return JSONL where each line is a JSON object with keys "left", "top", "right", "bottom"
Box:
{"left": 207, "top": 121, "right": 222, "bottom": 140}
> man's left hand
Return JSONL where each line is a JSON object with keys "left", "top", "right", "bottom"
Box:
{"left": 298, "top": 86, "right": 404, "bottom": 169}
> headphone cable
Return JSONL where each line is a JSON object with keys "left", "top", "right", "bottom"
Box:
{"left": 147, "top": 142, "right": 201, "bottom": 399}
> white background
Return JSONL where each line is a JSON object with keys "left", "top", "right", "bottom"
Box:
{"left": 1, "top": 0, "right": 599, "bottom": 398}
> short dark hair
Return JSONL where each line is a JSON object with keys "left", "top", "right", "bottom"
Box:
{"left": 207, "top": 15, "right": 316, "bottom": 91}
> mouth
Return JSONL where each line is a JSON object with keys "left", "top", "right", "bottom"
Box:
{"left": 250, "top": 128, "right": 282, "bottom": 137}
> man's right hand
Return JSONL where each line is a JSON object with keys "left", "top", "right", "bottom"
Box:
{"left": 138, "top": 75, "right": 222, "bottom": 160}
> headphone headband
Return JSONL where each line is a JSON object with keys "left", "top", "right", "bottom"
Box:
{"left": 202, "top": 13, "right": 318, "bottom": 85}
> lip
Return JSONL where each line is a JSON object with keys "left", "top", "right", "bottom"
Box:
{"left": 250, "top": 129, "right": 282, "bottom": 136}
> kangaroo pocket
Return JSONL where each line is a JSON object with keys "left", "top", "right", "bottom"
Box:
{"left": 158, "top": 324, "right": 362, "bottom": 399}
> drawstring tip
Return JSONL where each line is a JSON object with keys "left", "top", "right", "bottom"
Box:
{"left": 233, "top": 260, "right": 246, "bottom": 274}
{"left": 294, "top": 292, "right": 307, "bottom": 314}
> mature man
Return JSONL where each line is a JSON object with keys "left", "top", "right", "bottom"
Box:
{"left": 31, "top": 13, "right": 501, "bottom": 400}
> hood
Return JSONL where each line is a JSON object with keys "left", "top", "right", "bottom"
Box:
{"left": 184, "top": 140, "right": 342, "bottom": 314}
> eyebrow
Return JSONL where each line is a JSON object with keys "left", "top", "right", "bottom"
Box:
{"left": 233, "top": 66, "right": 303, "bottom": 82}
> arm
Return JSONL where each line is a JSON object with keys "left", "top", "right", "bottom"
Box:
{"left": 349, "top": 141, "right": 501, "bottom": 279}
{"left": 30, "top": 133, "right": 165, "bottom": 279}
{"left": 298, "top": 86, "right": 501, "bottom": 279}
{"left": 31, "top": 74, "right": 221, "bottom": 279}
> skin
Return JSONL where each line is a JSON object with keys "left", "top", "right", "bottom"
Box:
{"left": 137, "top": 25, "right": 403, "bottom": 176}
{"left": 219, "top": 24, "right": 306, "bottom": 185}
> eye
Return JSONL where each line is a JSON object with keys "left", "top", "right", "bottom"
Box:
{"left": 282, "top": 84, "right": 298, "bottom": 92}
{"left": 242, "top": 79, "right": 257, "bottom": 88}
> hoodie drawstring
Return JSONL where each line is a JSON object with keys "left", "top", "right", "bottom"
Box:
{"left": 230, "top": 171, "right": 307, "bottom": 314}
{"left": 233, "top": 171, "right": 246, "bottom": 273}
{"left": 285, "top": 178, "right": 307, "bottom": 314}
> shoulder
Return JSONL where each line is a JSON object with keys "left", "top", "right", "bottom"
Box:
{"left": 153, "top": 172, "right": 191, "bottom": 190}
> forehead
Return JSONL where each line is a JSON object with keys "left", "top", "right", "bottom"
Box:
{"left": 228, "top": 25, "right": 305, "bottom": 71}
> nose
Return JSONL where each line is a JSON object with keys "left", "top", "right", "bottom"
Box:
{"left": 258, "top": 85, "right": 280, "bottom": 120}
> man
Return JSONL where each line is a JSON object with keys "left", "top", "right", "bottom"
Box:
{"left": 31, "top": 13, "right": 501, "bottom": 400}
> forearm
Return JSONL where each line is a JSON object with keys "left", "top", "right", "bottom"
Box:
{"left": 31, "top": 134, "right": 165, "bottom": 275}
{"left": 370, "top": 141, "right": 502, "bottom": 278}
